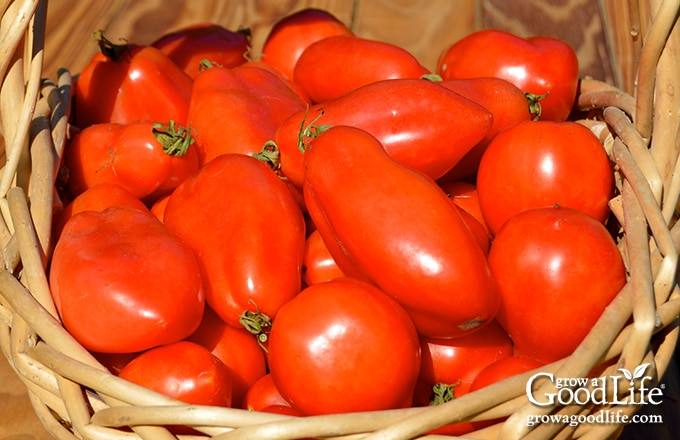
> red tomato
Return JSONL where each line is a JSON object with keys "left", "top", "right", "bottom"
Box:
{"left": 302, "top": 229, "right": 345, "bottom": 286}
{"left": 436, "top": 77, "right": 533, "bottom": 181}
{"left": 150, "top": 193, "right": 170, "bottom": 222}
{"left": 187, "top": 307, "right": 268, "bottom": 407}
{"left": 437, "top": 29, "right": 579, "bottom": 122}
{"left": 52, "top": 183, "right": 148, "bottom": 240}
{"left": 414, "top": 320, "right": 513, "bottom": 407}
{"left": 64, "top": 120, "right": 200, "bottom": 204}
{"left": 453, "top": 204, "right": 491, "bottom": 255}
{"left": 277, "top": 79, "right": 492, "bottom": 188}
{"left": 73, "top": 33, "right": 193, "bottom": 128}
{"left": 294, "top": 35, "right": 430, "bottom": 103}
{"left": 488, "top": 206, "right": 627, "bottom": 364}
{"left": 303, "top": 126, "right": 499, "bottom": 338}
{"left": 118, "top": 341, "right": 232, "bottom": 408}
{"left": 261, "top": 8, "right": 354, "bottom": 80}
{"left": 243, "top": 373, "right": 294, "bottom": 412}
{"left": 439, "top": 180, "right": 490, "bottom": 236}
{"left": 151, "top": 23, "right": 250, "bottom": 78}
{"left": 163, "top": 154, "right": 306, "bottom": 330}
{"left": 186, "top": 62, "right": 307, "bottom": 166}
{"left": 268, "top": 278, "right": 421, "bottom": 415}
{"left": 476, "top": 120, "right": 614, "bottom": 235}
{"left": 49, "top": 206, "right": 204, "bottom": 353}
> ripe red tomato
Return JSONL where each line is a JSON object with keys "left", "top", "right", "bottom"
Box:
{"left": 261, "top": 8, "right": 354, "bottom": 80}
{"left": 303, "top": 126, "right": 499, "bottom": 338}
{"left": 268, "top": 278, "right": 421, "bottom": 415}
{"left": 437, "top": 29, "right": 579, "bottom": 122}
{"left": 163, "top": 154, "right": 306, "bottom": 330}
{"left": 277, "top": 78, "right": 492, "bottom": 188}
{"left": 439, "top": 180, "right": 490, "bottom": 236}
{"left": 49, "top": 206, "right": 205, "bottom": 353}
{"left": 186, "top": 62, "right": 307, "bottom": 166}
{"left": 476, "top": 120, "right": 614, "bottom": 235}
{"left": 73, "top": 33, "right": 193, "bottom": 128}
{"left": 64, "top": 120, "right": 200, "bottom": 204}
{"left": 118, "top": 341, "right": 232, "bottom": 408}
{"left": 294, "top": 35, "right": 430, "bottom": 103}
{"left": 488, "top": 206, "right": 627, "bottom": 364}
{"left": 302, "top": 229, "right": 345, "bottom": 286}
{"left": 243, "top": 373, "right": 294, "bottom": 412}
{"left": 151, "top": 23, "right": 250, "bottom": 78}
{"left": 187, "top": 306, "right": 268, "bottom": 407}
{"left": 436, "top": 77, "right": 533, "bottom": 181}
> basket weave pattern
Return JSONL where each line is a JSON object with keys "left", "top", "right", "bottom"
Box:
{"left": 1, "top": 0, "right": 679, "bottom": 439}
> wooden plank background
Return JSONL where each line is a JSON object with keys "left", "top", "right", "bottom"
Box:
{"left": 0, "top": 0, "right": 664, "bottom": 438}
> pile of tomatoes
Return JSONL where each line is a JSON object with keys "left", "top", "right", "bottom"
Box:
{"left": 48, "top": 7, "right": 628, "bottom": 434}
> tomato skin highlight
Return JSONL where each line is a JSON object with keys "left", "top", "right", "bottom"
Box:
{"left": 294, "top": 35, "right": 431, "bottom": 103}
{"left": 49, "top": 206, "right": 205, "bottom": 353}
{"left": 277, "top": 78, "right": 493, "bottom": 188}
{"left": 488, "top": 206, "right": 627, "bottom": 364}
{"left": 302, "top": 229, "right": 346, "bottom": 286}
{"left": 476, "top": 120, "right": 614, "bottom": 235}
{"left": 261, "top": 8, "right": 354, "bottom": 80}
{"left": 303, "top": 126, "right": 500, "bottom": 338}
{"left": 268, "top": 278, "right": 421, "bottom": 415}
{"left": 163, "top": 154, "right": 306, "bottom": 329}
{"left": 437, "top": 29, "right": 579, "bottom": 122}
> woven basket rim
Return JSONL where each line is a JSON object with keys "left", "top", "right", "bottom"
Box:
{"left": 1, "top": 0, "right": 680, "bottom": 439}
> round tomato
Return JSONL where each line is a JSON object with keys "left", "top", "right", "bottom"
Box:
{"left": 476, "top": 120, "right": 614, "bottom": 235}
{"left": 261, "top": 8, "right": 354, "bottom": 80}
{"left": 243, "top": 373, "right": 294, "bottom": 412}
{"left": 437, "top": 29, "right": 579, "bottom": 122}
{"left": 118, "top": 341, "right": 232, "bottom": 408}
{"left": 268, "top": 278, "right": 421, "bottom": 415}
{"left": 49, "top": 206, "right": 205, "bottom": 353}
{"left": 302, "top": 229, "right": 345, "bottom": 286}
{"left": 488, "top": 206, "right": 627, "bottom": 364}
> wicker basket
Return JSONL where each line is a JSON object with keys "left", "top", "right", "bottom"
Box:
{"left": 1, "top": 0, "right": 679, "bottom": 439}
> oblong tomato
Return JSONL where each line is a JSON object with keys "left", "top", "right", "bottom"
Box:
{"left": 277, "top": 78, "right": 492, "bottom": 188}
{"left": 49, "top": 206, "right": 205, "bottom": 353}
{"left": 268, "top": 278, "right": 421, "bottom": 415}
{"left": 488, "top": 206, "right": 627, "bottom": 364}
{"left": 294, "top": 35, "right": 430, "bottom": 103}
{"left": 303, "top": 126, "right": 499, "bottom": 338}
{"left": 476, "top": 120, "right": 614, "bottom": 235}
{"left": 163, "top": 154, "right": 306, "bottom": 330}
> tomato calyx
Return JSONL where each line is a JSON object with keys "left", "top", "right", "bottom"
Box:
{"left": 297, "top": 106, "right": 332, "bottom": 153}
{"left": 239, "top": 306, "right": 273, "bottom": 352}
{"left": 93, "top": 30, "right": 130, "bottom": 62}
{"left": 152, "top": 120, "right": 196, "bottom": 156}
{"left": 429, "top": 381, "right": 460, "bottom": 406}
{"left": 525, "top": 91, "right": 548, "bottom": 121}
{"left": 253, "top": 141, "right": 282, "bottom": 171}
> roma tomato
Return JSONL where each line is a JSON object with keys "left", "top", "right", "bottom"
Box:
{"left": 73, "top": 33, "right": 193, "bottom": 128}
{"left": 414, "top": 320, "right": 513, "bottom": 407}
{"left": 477, "top": 120, "right": 614, "bottom": 235}
{"left": 187, "top": 62, "right": 307, "bottom": 165}
{"left": 261, "top": 8, "right": 354, "bottom": 80}
{"left": 437, "top": 29, "right": 579, "bottom": 122}
{"left": 488, "top": 206, "right": 627, "bottom": 364}
{"left": 152, "top": 23, "right": 250, "bottom": 78}
{"left": 118, "top": 341, "right": 232, "bottom": 408}
{"left": 163, "top": 154, "right": 306, "bottom": 331}
{"left": 268, "top": 278, "right": 421, "bottom": 415}
{"left": 436, "top": 77, "right": 533, "bottom": 181}
{"left": 294, "top": 35, "right": 430, "bottom": 103}
{"left": 277, "top": 78, "right": 492, "bottom": 188}
{"left": 302, "top": 229, "right": 345, "bottom": 286}
{"left": 303, "top": 126, "right": 499, "bottom": 338}
{"left": 187, "top": 306, "right": 268, "bottom": 407}
{"left": 49, "top": 206, "right": 204, "bottom": 353}
{"left": 52, "top": 183, "right": 148, "bottom": 240}
{"left": 64, "top": 120, "right": 199, "bottom": 204}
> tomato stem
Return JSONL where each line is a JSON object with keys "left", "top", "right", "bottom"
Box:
{"left": 93, "top": 30, "right": 130, "bottom": 62}
{"left": 152, "top": 121, "right": 195, "bottom": 156}
{"left": 525, "top": 91, "right": 548, "bottom": 121}
{"left": 297, "top": 106, "right": 332, "bottom": 153}
{"left": 253, "top": 141, "right": 282, "bottom": 171}
{"left": 429, "top": 381, "right": 460, "bottom": 406}
{"left": 239, "top": 308, "right": 273, "bottom": 352}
